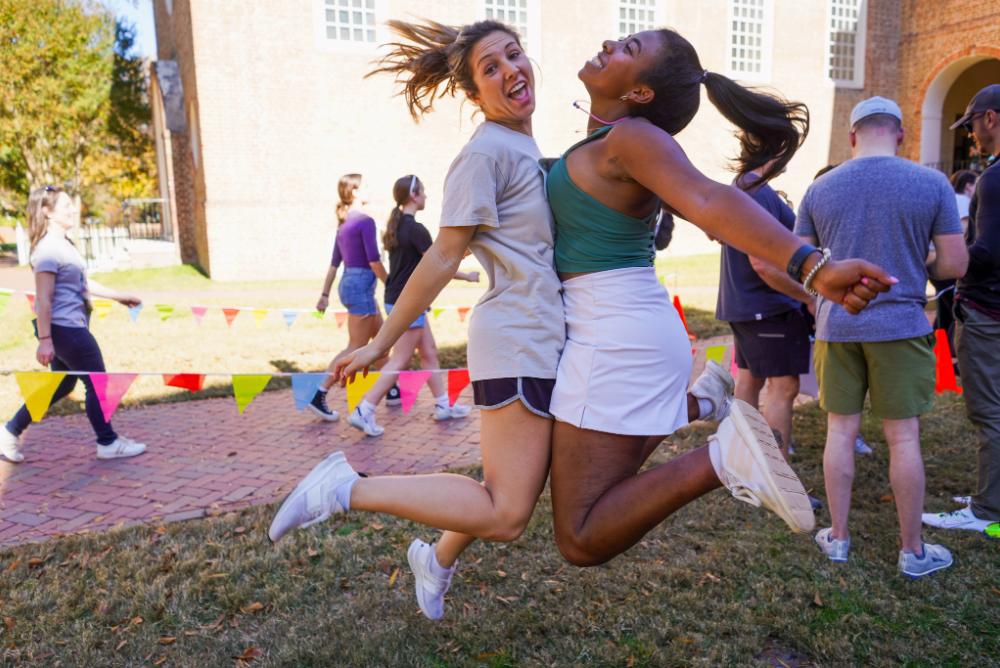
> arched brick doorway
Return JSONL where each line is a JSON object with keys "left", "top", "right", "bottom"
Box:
{"left": 919, "top": 48, "right": 1000, "bottom": 173}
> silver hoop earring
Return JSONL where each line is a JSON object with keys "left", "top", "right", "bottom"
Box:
{"left": 619, "top": 95, "right": 629, "bottom": 101}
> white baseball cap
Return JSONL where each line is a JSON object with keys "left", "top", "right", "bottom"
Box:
{"left": 850, "top": 96, "right": 903, "bottom": 128}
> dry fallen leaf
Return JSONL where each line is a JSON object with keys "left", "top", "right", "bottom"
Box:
{"left": 153, "top": 657, "right": 167, "bottom": 666}
{"left": 496, "top": 570, "right": 507, "bottom": 578}
{"left": 3, "top": 617, "right": 14, "bottom": 631}
{"left": 234, "top": 645, "right": 261, "bottom": 662}
{"left": 388, "top": 568, "right": 400, "bottom": 588}
{"left": 813, "top": 591, "right": 824, "bottom": 607}
{"left": 240, "top": 602, "right": 264, "bottom": 615}
{"left": 114, "top": 640, "right": 127, "bottom": 651}
{"left": 306, "top": 548, "right": 320, "bottom": 558}
{"left": 5, "top": 561, "right": 19, "bottom": 573}
{"left": 27, "top": 557, "right": 45, "bottom": 569}
{"left": 879, "top": 494, "right": 894, "bottom": 503}
{"left": 207, "top": 573, "right": 229, "bottom": 579}
{"left": 131, "top": 616, "right": 144, "bottom": 626}
{"left": 158, "top": 636, "right": 176, "bottom": 645}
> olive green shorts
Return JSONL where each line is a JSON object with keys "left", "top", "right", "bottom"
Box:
{"left": 814, "top": 334, "right": 936, "bottom": 419}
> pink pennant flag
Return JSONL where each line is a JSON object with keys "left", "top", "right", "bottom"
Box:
{"left": 89, "top": 373, "right": 137, "bottom": 422}
{"left": 397, "top": 370, "right": 432, "bottom": 414}
{"left": 334, "top": 311, "right": 348, "bottom": 328}
{"left": 457, "top": 306, "right": 471, "bottom": 323}
{"left": 447, "top": 369, "right": 471, "bottom": 406}
{"left": 190, "top": 305, "right": 208, "bottom": 325}
{"left": 730, "top": 347, "right": 739, "bottom": 378}
{"left": 222, "top": 308, "right": 240, "bottom": 327}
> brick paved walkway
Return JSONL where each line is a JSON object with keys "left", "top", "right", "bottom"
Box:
{"left": 0, "top": 336, "right": 736, "bottom": 550}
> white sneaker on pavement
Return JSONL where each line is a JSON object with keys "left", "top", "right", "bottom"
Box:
{"left": 434, "top": 402, "right": 471, "bottom": 421}
{"left": 921, "top": 505, "right": 991, "bottom": 532}
{"left": 898, "top": 543, "right": 953, "bottom": 579}
{"left": 1, "top": 427, "right": 24, "bottom": 463}
{"left": 348, "top": 407, "right": 384, "bottom": 437}
{"left": 96, "top": 436, "right": 146, "bottom": 460}
{"left": 814, "top": 527, "right": 850, "bottom": 562}
{"left": 407, "top": 539, "right": 457, "bottom": 620}
{"left": 690, "top": 361, "right": 735, "bottom": 422}
{"left": 268, "top": 451, "right": 359, "bottom": 542}
{"left": 709, "top": 399, "right": 815, "bottom": 533}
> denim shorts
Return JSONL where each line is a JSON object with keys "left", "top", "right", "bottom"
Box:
{"left": 338, "top": 267, "right": 378, "bottom": 316}
{"left": 385, "top": 302, "right": 426, "bottom": 329}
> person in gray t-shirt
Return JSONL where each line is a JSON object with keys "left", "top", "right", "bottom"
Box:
{"left": 795, "top": 97, "right": 968, "bottom": 577}
{"left": 1, "top": 187, "right": 148, "bottom": 464}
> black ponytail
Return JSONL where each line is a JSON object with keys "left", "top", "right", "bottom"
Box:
{"left": 633, "top": 29, "right": 809, "bottom": 189}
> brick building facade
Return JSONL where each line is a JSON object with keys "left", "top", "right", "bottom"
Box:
{"left": 151, "top": 0, "right": 1000, "bottom": 281}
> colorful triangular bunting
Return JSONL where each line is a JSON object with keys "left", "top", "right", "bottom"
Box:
{"left": 432, "top": 308, "right": 444, "bottom": 319}
{"left": 128, "top": 304, "right": 143, "bottom": 322}
{"left": 397, "top": 370, "right": 432, "bottom": 414}
{"left": 0, "top": 291, "right": 11, "bottom": 316}
{"left": 222, "top": 308, "right": 240, "bottom": 327}
{"left": 252, "top": 308, "right": 268, "bottom": 328}
{"left": 92, "top": 299, "right": 114, "bottom": 320}
{"left": 346, "top": 372, "right": 380, "bottom": 412}
{"left": 15, "top": 371, "right": 67, "bottom": 422}
{"left": 89, "top": 373, "right": 137, "bottom": 422}
{"left": 163, "top": 373, "right": 206, "bottom": 392}
{"left": 447, "top": 369, "right": 471, "bottom": 406}
{"left": 281, "top": 309, "right": 299, "bottom": 329}
{"left": 155, "top": 304, "right": 174, "bottom": 321}
{"left": 334, "top": 311, "right": 347, "bottom": 328}
{"left": 25, "top": 293, "right": 35, "bottom": 312}
{"left": 457, "top": 306, "right": 471, "bottom": 323}
{"left": 190, "top": 305, "right": 208, "bottom": 325}
{"left": 934, "top": 328, "right": 961, "bottom": 394}
{"left": 705, "top": 345, "right": 726, "bottom": 365}
{"left": 232, "top": 374, "right": 272, "bottom": 414}
{"left": 291, "top": 373, "right": 327, "bottom": 410}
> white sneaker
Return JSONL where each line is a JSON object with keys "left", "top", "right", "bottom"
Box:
{"left": 407, "top": 539, "right": 456, "bottom": 620}
{"left": 814, "top": 527, "right": 850, "bottom": 562}
{"left": 710, "top": 399, "right": 815, "bottom": 533}
{"left": 0, "top": 427, "right": 25, "bottom": 463}
{"left": 898, "top": 542, "right": 953, "bottom": 579}
{"left": 921, "top": 505, "right": 991, "bottom": 532}
{"left": 952, "top": 495, "right": 971, "bottom": 505}
{"left": 96, "top": 436, "right": 146, "bottom": 460}
{"left": 434, "top": 402, "right": 471, "bottom": 421}
{"left": 348, "top": 407, "right": 384, "bottom": 437}
{"left": 854, "top": 436, "right": 873, "bottom": 455}
{"left": 268, "top": 451, "right": 359, "bottom": 542}
{"left": 690, "top": 361, "right": 735, "bottom": 421}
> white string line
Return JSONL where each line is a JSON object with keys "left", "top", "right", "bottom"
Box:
{"left": 0, "top": 368, "right": 466, "bottom": 377}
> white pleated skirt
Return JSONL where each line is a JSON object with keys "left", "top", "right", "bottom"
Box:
{"left": 550, "top": 267, "right": 692, "bottom": 436}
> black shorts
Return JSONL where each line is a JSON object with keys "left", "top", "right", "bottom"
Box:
{"left": 730, "top": 308, "right": 811, "bottom": 378}
{"left": 472, "top": 377, "right": 555, "bottom": 419}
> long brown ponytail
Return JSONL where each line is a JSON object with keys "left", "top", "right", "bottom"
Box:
{"left": 366, "top": 19, "right": 522, "bottom": 121}
{"left": 27, "top": 186, "right": 64, "bottom": 255}
{"left": 632, "top": 29, "right": 809, "bottom": 189}
{"left": 336, "top": 173, "right": 362, "bottom": 226}
{"left": 383, "top": 175, "right": 421, "bottom": 253}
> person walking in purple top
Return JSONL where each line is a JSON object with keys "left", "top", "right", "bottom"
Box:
{"left": 307, "top": 173, "right": 391, "bottom": 421}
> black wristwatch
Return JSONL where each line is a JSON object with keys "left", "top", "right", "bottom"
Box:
{"left": 787, "top": 244, "right": 819, "bottom": 282}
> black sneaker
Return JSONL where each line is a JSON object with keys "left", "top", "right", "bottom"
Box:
{"left": 386, "top": 383, "right": 402, "bottom": 407}
{"left": 307, "top": 390, "right": 339, "bottom": 421}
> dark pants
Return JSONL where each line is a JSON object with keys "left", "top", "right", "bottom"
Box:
{"left": 5, "top": 323, "right": 117, "bottom": 445}
{"left": 930, "top": 278, "right": 956, "bottom": 357}
{"left": 955, "top": 305, "right": 1000, "bottom": 521}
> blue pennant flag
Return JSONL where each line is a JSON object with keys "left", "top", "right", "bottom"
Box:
{"left": 128, "top": 304, "right": 144, "bottom": 322}
{"left": 281, "top": 309, "right": 299, "bottom": 328}
{"left": 291, "top": 373, "right": 327, "bottom": 411}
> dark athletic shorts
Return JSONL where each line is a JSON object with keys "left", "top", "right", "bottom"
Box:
{"left": 472, "top": 377, "right": 555, "bottom": 419}
{"left": 730, "top": 308, "right": 811, "bottom": 378}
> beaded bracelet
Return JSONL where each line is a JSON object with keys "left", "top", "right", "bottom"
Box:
{"left": 802, "top": 248, "right": 832, "bottom": 297}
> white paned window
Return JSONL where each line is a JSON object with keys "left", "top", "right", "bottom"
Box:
{"left": 323, "top": 0, "right": 377, "bottom": 44}
{"left": 617, "top": 0, "right": 658, "bottom": 37}
{"left": 827, "top": 0, "right": 866, "bottom": 88}
{"left": 480, "top": 0, "right": 540, "bottom": 54}
{"left": 727, "top": 0, "right": 771, "bottom": 80}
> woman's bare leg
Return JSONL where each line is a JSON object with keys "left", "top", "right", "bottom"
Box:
{"left": 550, "top": 421, "right": 720, "bottom": 566}
{"left": 350, "top": 400, "right": 551, "bottom": 541}
{"left": 360, "top": 327, "right": 424, "bottom": 404}
{"left": 321, "top": 313, "right": 382, "bottom": 391}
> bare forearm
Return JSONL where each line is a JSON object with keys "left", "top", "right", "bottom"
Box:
{"left": 751, "top": 259, "right": 814, "bottom": 304}
{"left": 87, "top": 279, "right": 125, "bottom": 301}
{"left": 370, "top": 261, "right": 388, "bottom": 282}
{"left": 320, "top": 266, "right": 337, "bottom": 296}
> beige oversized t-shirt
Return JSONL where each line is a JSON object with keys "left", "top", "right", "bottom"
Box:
{"left": 439, "top": 121, "right": 565, "bottom": 381}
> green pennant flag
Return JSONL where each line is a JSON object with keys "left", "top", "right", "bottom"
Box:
{"left": 156, "top": 304, "right": 175, "bottom": 321}
{"left": 0, "top": 291, "right": 10, "bottom": 316}
{"left": 705, "top": 345, "right": 727, "bottom": 365}
{"left": 231, "top": 374, "right": 272, "bottom": 414}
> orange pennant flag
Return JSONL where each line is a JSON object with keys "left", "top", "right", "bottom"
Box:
{"left": 933, "top": 328, "right": 961, "bottom": 394}
{"left": 457, "top": 306, "right": 471, "bottom": 323}
{"left": 334, "top": 311, "right": 348, "bottom": 328}
{"left": 447, "top": 369, "right": 471, "bottom": 406}
{"left": 222, "top": 308, "right": 240, "bottom": 327}
{"left": 672, "top": 295, "right": 694, "bottom": 341}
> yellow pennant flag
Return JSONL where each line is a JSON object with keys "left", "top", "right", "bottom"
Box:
{"left": 346, "top": 372, "right": 381, "bottom": 412}
{"left": 432, "top": 308, "right": 444, "bottom": 319}
{"left": 231, "top": 374, "right": 272, "bottom": 414}
{"left": 252, "top": 308, "right": 269, "bottom": 328}
{"left": 92, "top": 299, "right": 114, "bottom": 320}
{"left": 705, "top": 345, "right": 727, "bottom": 365}
{"left": 15, "top": 371, "right": 67, "bottom": 422}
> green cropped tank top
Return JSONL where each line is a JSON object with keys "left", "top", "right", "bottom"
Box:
{"left": 547, "top": 125, "right": 657, "bottom": 274}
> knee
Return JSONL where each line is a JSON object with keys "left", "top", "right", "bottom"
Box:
{"left": 769, "top": 377, "right": 800, "bottom": 400}
{"left": 483, "top": 509, "right": 531, "bottom": 543}
{"left": 554, "top": 532, "right": 610, "bottom": 567}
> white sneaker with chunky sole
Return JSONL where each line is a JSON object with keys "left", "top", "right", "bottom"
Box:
{"left": 434, "top": 403, "right": 471, "bottom": 421}
{"left": 407, "top": 539, "right": 456, "bottom": 621}
{"left": 348, "top": 408, "right": 384, "bottom": 437}
{"left": 814, "top": 527, "right": 850, "bottom": 562}
{"left": 96, "top": 436, "right": 146, "bottom": 460}
{"left": 0, "top": 427, "right": 24, "bottom": 463}
{"left": 268, "top": 451, "right": 359, "bottom": 542}
{"left": 690, "top": 361, "right": 735, "bottom": 422}
{"left": 898, "top": 543, "right": 953, "bottom": 579}
{"left": 710, "top": 399, "right": 815, "bottom": 533}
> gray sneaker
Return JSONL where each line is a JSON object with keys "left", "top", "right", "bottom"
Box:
{"left": 854, "top": 436, "right": 873, "bottom": 455}
{"left": 898, "top": 543, "right": 953, "bottom": 579}
{"left": 690, "top": 361, "right": 735, "bottom": 421}
{"left": 268, "top": 451, "right": 359, "bottom": 542}
{"left": 814, "top": 527, "right": 850, "bottom": 562}
{"left": 407, "top": 539, "right": 457, "bottom": 620}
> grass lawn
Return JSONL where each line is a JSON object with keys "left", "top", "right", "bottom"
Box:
{"left": 0, "top": 394, "right": 996, "bottom": 665}
{"left": 0, "top": 258, "right": 726, "bottom": 417}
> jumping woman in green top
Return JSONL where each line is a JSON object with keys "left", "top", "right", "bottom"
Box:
{"left": 545, "top": 28, "right": 896, "bottom": 567}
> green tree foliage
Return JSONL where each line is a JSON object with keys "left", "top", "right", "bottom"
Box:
{"left": 0, "top": 0, "right": 156, "bottom": 224}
